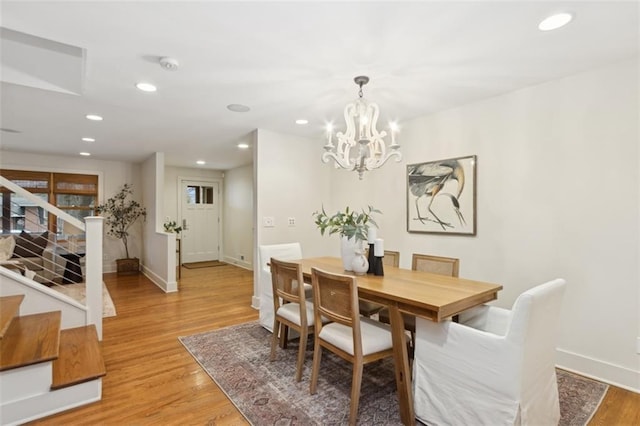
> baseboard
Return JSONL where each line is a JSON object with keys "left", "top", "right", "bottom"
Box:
{"left": 223, "top": 255, "right": 252, "bottom": 271}
{"left": 251, "top": 295, "right": 260, "bottom": 310}
{"left": 557, "top": 347, "right": 640, "bottom": 393}
{"left": 140, "top": 265, "right": 177, "bottom": 293}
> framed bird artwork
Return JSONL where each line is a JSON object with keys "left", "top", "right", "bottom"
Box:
{"left": 406, "top": 155, "right": 477, "bottom": 235}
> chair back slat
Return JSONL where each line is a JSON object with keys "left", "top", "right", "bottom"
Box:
{"left": 311, "top": 268, "right": 357, "bottom": 327}
{"left": 270, "top": 258, "right": 306, "bottom": 308}
{"left": 412, "top": 253, "right": 460, "bottom": 277}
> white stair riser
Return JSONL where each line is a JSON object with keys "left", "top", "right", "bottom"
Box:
{"left": 0, "top": 362, "right": 52, "bottom": 403}
{"left": 1, "top": 378, "right": 102, "bottom": 426}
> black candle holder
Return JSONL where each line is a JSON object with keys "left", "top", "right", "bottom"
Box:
{"left": 367, "top": 243, "right": 376, "bottom": 274}
{"left": 372, "top": 256, "right": 384, "bottom": 276}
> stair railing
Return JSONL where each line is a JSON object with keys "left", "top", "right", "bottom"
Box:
{"left": 0, "top": 176, "right": 104, "bottom": 338}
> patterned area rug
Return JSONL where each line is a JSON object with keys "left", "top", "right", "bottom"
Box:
{"left": 51, "top": 282, "right": 116, "bottom": 318}
{"left": 182, "top": 260, "right": 227, "bottom": 269}
{"left": 179, "top": 322, "right": 608, "bottom": 426}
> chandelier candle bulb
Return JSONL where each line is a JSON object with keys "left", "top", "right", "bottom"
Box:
{"left": 374, "top": 238, "right": 384, "bottom": 257}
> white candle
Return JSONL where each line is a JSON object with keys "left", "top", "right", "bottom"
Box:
{"left": 367, "top": 227, "right": 377, "bottom": 244}
{"left": 374, "top": 238, "right": 384, "bottom": 257}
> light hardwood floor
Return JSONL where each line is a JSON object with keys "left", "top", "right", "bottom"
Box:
{"left": 27, "top": 264, "right": 638, "bottom": 425}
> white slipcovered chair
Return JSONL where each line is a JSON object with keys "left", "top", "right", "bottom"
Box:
{"left": 413, "top": 278, "right": 567, "bottom": 426}
{"left": 258, "top": 242, "right": 310, "bottom": 332}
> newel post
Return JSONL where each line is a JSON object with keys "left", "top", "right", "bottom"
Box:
{"left": 85, "top": 216, "right": 104, "bottom": 340}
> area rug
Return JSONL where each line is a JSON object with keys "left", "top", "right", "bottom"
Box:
{"left": 182, "top": 260, "right": 227, "bottom": 269}
{"left": 52, "top": 282, "right": 116, "bottom": 318}
{"left": 179, "top": 322, "right": 609, "bottom": 426}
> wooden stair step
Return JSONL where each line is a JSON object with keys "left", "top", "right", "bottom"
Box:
{"left": 0, "top": 295, "right": 25, "bottom": 338}
{"left": 52, "top": 324, "right": 106, "bottom": 390}
{"left": 0, "top": 311, "right": 61, "bottom": 371}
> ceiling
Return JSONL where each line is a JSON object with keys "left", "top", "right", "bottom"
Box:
{"left": 1, "top": 1, "right": 638, "bottom": 170}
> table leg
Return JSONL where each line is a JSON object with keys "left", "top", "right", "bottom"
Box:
{"left": 388, "top": 304, "right": 414, "bottom": 425}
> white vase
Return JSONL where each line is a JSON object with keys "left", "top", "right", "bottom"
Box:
{"left": 351, "top": 250, "right": 369, "bottom": 275}
{"left": 340, "top": 236, "right": 359, "bottom": 271}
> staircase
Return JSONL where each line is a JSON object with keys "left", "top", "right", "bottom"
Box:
{"left": 0, "top": 294, "right": 106, "bottom": 425}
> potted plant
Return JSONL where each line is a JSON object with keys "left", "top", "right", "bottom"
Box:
{"left": 163, "top": 220, "right": 182, "bottom": 234}
{"left": 96, "top": 184, "right": 147, "bottom": 275}
{"left": 312, "top": 205, "right": 380, "bottom": 271}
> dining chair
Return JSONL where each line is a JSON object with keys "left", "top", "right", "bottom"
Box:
{"left": 413, "top": 278, "right": 567, "bottom": 426}
{"left": 358, "top": 249, "right": 400, "bottom": 317}
{"left": 269, "top": 257, "right": 315, "bottom": 382}
{"left": 412, "top": 253, "right": 459, "bottom": 276}
{"left": 309, "top": 267, "right": 396, "bottom": 425}
{"left": 258, "top": 243, "right": 311, "bottom": 332}
{"left": 379, "top": 253, "right": 460, "bottom": 346}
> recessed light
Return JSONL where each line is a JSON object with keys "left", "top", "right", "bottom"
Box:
{"left": 79, "top": 152, "right": 91, "bottom": 156}
{"left": 196, "top": 160, "right": 206, "bottom": 165}
{"left": 136, "top": 82, "right": 157, "bottom": 92}
{"left": 538, "top": 12, "right": 573, "bottom": 31}
{"left": 296, "top": 119, "right": 309, "bottom": 125}
{"left": 86, "top": 114, "right": 103, "bottom": 121}
{"left": 82, "top": 137, "right": 95, "bottom": 142}
{"left": 237, "top": 143, "right": 250, "bottom": 149}
{"left": 227, "top": 104, "right": 251, "bottom": 113}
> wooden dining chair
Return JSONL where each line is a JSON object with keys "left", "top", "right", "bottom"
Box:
{"left": 379, "top": 253, "right": 460, "bottom": 347}
{"left": 358, "top": 250, "right": 400, "bottom": 317}
{"left": 269, "top": 257, "right": 316, "bottom": 382}
{"left": 310, "top": 267, "right": 396, "bottom": 425}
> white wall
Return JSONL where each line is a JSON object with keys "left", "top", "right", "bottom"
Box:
{"left": 0, "top": 151, "right": 142, "bottom": 272}
{"left": 223, "top": 164, "right": 253, "bottom": 269}
{"left": 327, "top": 59, "right": 640, "bottom": 391}
{"left": 253, "top": 129, "right": 334, "bottom": 306}
{"left": 141, "top": 153, "right": 176, "bottom": 292}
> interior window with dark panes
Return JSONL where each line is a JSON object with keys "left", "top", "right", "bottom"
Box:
{"left": 0, "top": 169, "right": 98, "bottom": 237}
{"left": 0, "top": 170, "right": 50, "bottom": 233}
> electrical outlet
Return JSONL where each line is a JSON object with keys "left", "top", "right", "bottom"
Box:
{"left": 263, "top": 216, "right": 275, "bottom": 227}
{"left": 288, "top": 217, "right": 296, "bottom": 226}
{"left": 240, "top": 254, "right": 245, "bottom": 261}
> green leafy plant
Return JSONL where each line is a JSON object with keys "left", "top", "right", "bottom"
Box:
{"left": 163, "top": 220, "right": 182, "bottom": 234}
{"left": 96, "top": 184, "right": 147, "bottom": 259}
{"left": 312, "top": 205, "right": 380, "bottom": 242}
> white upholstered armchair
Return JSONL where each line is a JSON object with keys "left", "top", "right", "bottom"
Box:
{"left": 413, "top": 278, "right": 567, "bottom": 426}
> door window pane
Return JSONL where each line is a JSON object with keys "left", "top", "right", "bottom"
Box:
{"left": 203, "top": 186, "right": 214, "bottom": 204}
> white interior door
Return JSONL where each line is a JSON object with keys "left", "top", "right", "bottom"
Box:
{"left": 180, "top": 180, "right": 220, "bottom": 263}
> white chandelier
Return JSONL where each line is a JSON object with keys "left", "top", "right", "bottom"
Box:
{"left": 322, "top": 76, "right": 402, "bottom": 179}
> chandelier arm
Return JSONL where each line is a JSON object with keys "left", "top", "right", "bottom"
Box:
{"left": 371, "top": 150, "right": 403, "bottom": 168}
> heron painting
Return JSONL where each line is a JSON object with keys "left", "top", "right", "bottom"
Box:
{"left": 406, "top": 155, "right": 476, "bottom": 235}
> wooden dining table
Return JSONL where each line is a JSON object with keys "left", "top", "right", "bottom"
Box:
{"left": 295, "top": 256, "right": 503, "bottom": 425}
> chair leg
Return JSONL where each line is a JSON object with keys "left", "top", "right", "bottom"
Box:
{"left": 310, "top": 339, "right": 322, "bottom": 394}
{"left": 296, "top": 328, "right": 308, "bottom": 382}
{"left": 349, "top": 362, "right": 363, "bottom": 426}
{"left": 270, "top": 320, "right": 280, "bottom": 361}
{"left": 280, "top": 325, "right": 289, "bottom": 349}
